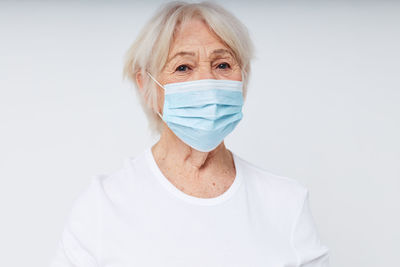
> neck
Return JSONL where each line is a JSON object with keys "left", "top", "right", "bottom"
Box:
{"left": 152, "top": 125, "right": 232, "bottom": 175}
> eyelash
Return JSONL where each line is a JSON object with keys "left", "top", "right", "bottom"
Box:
{"left": 175, "top": 62, "right": 231, "bottom": 72}
{"left": 175, "top": 65, "right": 191, "bottom": 72}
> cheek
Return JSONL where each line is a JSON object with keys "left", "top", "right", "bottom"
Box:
{"left": 235, "top": 66, "right": 243, "bottom": 81}
{"left": 157, "top": 88, "right": 165, "bottom": 109}
{"left": 155, "top": 75, "right": 167, "bottom": 110}
{"left": 224, "top": 68, "right": 242, "bottom": 81}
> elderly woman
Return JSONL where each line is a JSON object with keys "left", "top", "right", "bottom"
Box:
{"left": 50, "top": 1, "right": 330, "bottom": 267}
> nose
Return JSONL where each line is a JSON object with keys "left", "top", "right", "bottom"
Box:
{"left": 193, "top": 65, "right": 217, "bottom": 80}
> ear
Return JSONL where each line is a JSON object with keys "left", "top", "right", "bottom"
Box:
{"left": 135, "top": 70, "right": 144, "bottom": 94}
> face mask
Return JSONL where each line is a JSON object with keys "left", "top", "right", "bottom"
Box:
{"left": 146, "top": 71, "right": 244, "bottom": 152}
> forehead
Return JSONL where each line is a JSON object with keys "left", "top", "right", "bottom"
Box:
{"left": 169, "top": 18, "right": 231, "bottom": 56}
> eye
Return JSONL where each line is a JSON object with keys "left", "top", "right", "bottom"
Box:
{"left": 175, "top": 65, "right": 190, "bottom": 72}
{"left": 217, "top": 62, "right": 231, "bottom": 69}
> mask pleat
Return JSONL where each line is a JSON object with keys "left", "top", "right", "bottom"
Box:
{"left": 167, "top": 104, "right": 242, "bottom": 119}
{"left": 164, "top": 89, "right": 243, "bottom": 108}
{"left": 164, "top": 112, "right": 243, "bottom": 131}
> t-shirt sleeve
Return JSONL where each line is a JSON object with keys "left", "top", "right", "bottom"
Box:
{"left": 291, "top": 189, "right": 330, "bottom": 267}
{"left": 49, "top": 176, "right": 102, "bottom": 267}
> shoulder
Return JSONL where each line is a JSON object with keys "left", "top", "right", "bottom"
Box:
{"left": 70, "top": 149, "right": 149, "bottom": 213}
{"left": 53, "top": 155, "right": 143, "bottom": 265}
{"left": 76, "top": 149, "right": 151, "bottom": 209}
{"left": 66, "top": 158, "right": 132, "bottom": 225}
{"left": 235, "top": 153, "right": 308, "bottom": 196}
{"left": 67, "top": 175, "right": 104, "bottom": 220}
{"left": 233, "top": 153, "right": 308, "bottom": 222}
{"left": 234, "top": 153, "right": 314, "bottom": 237}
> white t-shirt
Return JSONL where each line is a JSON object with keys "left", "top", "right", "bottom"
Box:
{"left": 50, "top": 146, "right": 330, "bottom": 267}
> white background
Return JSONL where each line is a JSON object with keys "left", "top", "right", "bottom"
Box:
{"left": 0, "top": 0, "right": 399, "bottom": 266}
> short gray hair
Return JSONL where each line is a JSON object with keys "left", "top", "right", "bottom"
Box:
{"left": 123, "top": 1, "right": 254, "bottom": 136}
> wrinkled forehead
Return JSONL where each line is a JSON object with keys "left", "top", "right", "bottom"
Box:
{"left": 168, "top": 17, "right": 235, "bottom": 59}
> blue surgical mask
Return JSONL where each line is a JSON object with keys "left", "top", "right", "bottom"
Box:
{"left": 146, "top": 72, "right": 244, "bottom": 152}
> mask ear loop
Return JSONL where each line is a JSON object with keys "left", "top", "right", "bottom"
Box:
{"left": 146, "top": 71, "right": 164, "bottom": 119}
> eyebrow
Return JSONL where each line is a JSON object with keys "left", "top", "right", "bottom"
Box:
{"left": 166, "top": 48, "right": 234, "bottom": 63}
{"left": 209, "top": 48, "right": 234, "bottom": 58}
{"left": 167, "top": 51, "right": 196, "bottom": 63}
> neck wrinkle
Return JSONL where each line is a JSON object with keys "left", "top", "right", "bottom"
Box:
{"left": 153, "top": 125, "right": 231, "bottom": 178}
